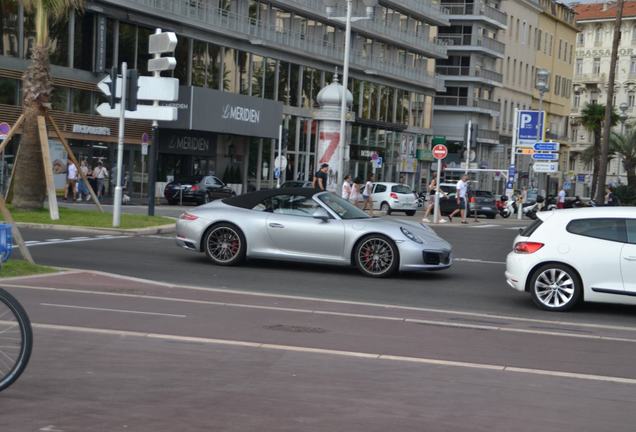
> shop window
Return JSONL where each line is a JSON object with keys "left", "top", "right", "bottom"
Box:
{"left": 238, "top": 51, "right": 249, "bottom": 95}
{"left": 0, "top": 78, "right": 18, "bottom": 105}
{"left": 173, "top": 35, "right": 189, "bottom": 85}
{"left": 118, "top": 22, "right": 137, "bottom": 68}
{"left": 289, "top": 63, "right": 300, "bottom": 106}
{"left": 137, "top": 26, "right": 153, "bottom": 75}
{"left": 49, "top": 18, "right": 69, "bottom": 66}
{"left": 50, "top": 87, "right": 69, "bottom": 111}
{"left": 23, "top": 11, "right": 36, "bottom": 59}
{"left": 223, "top": 47, "right": 237, "bottom": 92}
{"left": 71, "top": 88, "right": 92, "bottom": 114}
{"left": 302, "top": 66, "right": 319, "bottom": 108}
{"left": 263, "top": 58, "right": 277, "bottom": 99}
{"left": 208, "top": 43, "right": 222, "bottom": 90}
{"left": 105, "top": 18, "right": 115, "bottom": 69}
{"left": 192, "top": 40, "right": 208, "bottom": 87}
{"left": 0, "top": 1, "right": 19, "bottom": 57}
{"left": 250, "top": 54, "right": 264, "bottom": 97}
{"left": 73, "top": 13, "right": 94, "bottom": 71}
{"left": 278, "top": 61, "right": 290, "bottom": 102}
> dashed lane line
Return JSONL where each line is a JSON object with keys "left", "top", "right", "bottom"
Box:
{"left": 40, "top": 303, "right": 186, "bottom": 318}
{"left": 31, "top": 322, "right": 636, "bottom": 385}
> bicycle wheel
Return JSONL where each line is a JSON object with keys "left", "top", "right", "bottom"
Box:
{"left": 0, "top": 288, "right": 32, "bottom": 392}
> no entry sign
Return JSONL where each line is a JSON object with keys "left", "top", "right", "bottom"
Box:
{"left": 432, "top": 144, "right": 448, "bottom": 160}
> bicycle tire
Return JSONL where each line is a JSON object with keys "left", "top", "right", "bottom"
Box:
{"left": 0, "top": 287, "right": 33, "bottom": 392}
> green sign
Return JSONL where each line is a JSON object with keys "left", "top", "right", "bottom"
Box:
{"left": 431, "top": 136, "right": 446, "bottom": 146}
{"left": 417, "top": 149, "right": 434, "bottom": 161}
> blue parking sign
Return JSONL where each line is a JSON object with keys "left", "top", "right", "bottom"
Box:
{"left": 517, "top": 110, "right": 544, "bottom": 147}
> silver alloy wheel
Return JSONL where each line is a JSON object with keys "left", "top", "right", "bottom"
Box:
{"left": 533, "top": 268, "right": 575, "bottom": 308}
{"left": 358, "top": 237, "right": 394, "bottom": 275}
{"left": 206, "top": 227, "right": 241, "bottom": 263}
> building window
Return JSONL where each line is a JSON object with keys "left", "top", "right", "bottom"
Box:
{"left": 0, "top": 1, "right": 19, "bottom": 57}
{"left": 593, "top": 57, "right": 601, "bottom": 75}
{"left": 594, "top": 27, "right": 602, "bottom": 46}
{"left": 0, "top": 78, "right": 18, "bottom": 105}
{"left": 574, "top": 93, "right": 580, "bottom": 108}
{"left": 630, "top": 56, "right": 636, "bottom": 75}
{"left": 555, "top": 76, "right": 561, "bottom": 96}
{"left": 576, "top": 58, "right": 583, "bottom": 75}
{"left": 577, "top": 32, "right": 584, "bottom": 46}
{"left": 537, "top": 29, "right": 542, "bottom": 51}
{"left": 629, "top": 91, "right": 635, "bottom": 107}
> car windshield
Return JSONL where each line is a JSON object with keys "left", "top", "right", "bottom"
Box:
{"left": 176, "top": 176, "right": 203, "bottom": 184}
{"left": 318, "top": 193, "right": 370, "bottom": 220}
{"left": 392, "top": 185, "right": 412, "bottom": 194}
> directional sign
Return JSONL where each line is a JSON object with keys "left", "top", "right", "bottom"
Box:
{"left": 98, "top": 75, "right": 178, "bottom": 101}
{"left": 149, "top": 32, "right": 177, "bottom": 54}
{"left": 148, "top": 57, "right": 177, "bottom": 72}
{"left": 532, "top": 152, "right": 559, "bottom": 161}
{"left": 534, "top": 141, "right": 560, "bottom": 152}
{"left": 96, "top": 103, "right": 178, "bottom": 121}
{"left": 432, "top": 144, "right": 448, "bottom": 160}
{"left": 532, "top": 162, "right": 558, "bottom": 173}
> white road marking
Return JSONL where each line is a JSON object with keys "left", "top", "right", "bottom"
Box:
{"left": 10, "top": 286, "right": 636, "bottom": 343}
{"left": 469, "top": 224, "right": 499, "bottom": 229}
{"left": 32, "top": 322, "right": 636, "bottom": 385}
{"left": 20, "top": 236, "right": 130, "bottom": 247}
{"left": 454, "top": 257, "right": 506, "bottom": 265}
{"left": 44, "top": 238, "right": 64, "bottom": 242}
{"left": 507, "top": 226, "right": 526, "bottom": 230}
{"left": 40, "top": 303, "right": 186, "bottom": 318}
{"left": 69, "top": 236, "right": 91, "bottom": 240}
{"left": 7, "top": 271, "right": 636, "bottom": 334}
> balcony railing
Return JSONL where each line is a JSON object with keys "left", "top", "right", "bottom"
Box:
{"left": 473, "top": 98, "right": 500, "bottom": 112}
{"left": 436, "top": 33, "right": 505, "bottom": 56}
{"left": 106, "top": 0, "right": 440, "bottom": 90}
{"left": 441, "top": 1, "right": 507, "bottom": 27}
{"left": 574, "top": 73, "right": 606, "bottom": 83}
{"left": 381, "top": 0, "right": 448, "bottom": 25}
{"left": 434, "top": 96, "right": 500, "bottom": 113}
{"left": 476, "top": 128, "right": 500, "bottom": 141}
{"left": 435, "top": 65, "right": 502, "bottom": 83}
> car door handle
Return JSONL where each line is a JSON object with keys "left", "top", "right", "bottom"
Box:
{"left": 625, "top": 256, "right": 636, "bottom": 261}
{"left": 269, "top": 223, "right": 284, "bottom": 229}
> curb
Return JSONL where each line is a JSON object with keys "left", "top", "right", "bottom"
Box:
{"left": 14, "top": 222, "right": 176, "bottom": 235}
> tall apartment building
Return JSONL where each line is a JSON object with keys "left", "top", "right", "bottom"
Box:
{"left": 0, "top": 0, "right": 447, "bottom": 195}
{"left": 433, "top": 0, "right": 507, "bottom": 187}
{"left": 570, "top": 1, "right": 636, "bottom": 196}
{"left": 496, "top": 0, "right": 543, "bottom": 192}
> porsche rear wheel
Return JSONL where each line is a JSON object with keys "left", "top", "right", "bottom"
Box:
{"left": 354, "top": 235, "right": 399, "bottom": 278}
{"left": 204, "top": 223, "right": 246, "bottom": 266}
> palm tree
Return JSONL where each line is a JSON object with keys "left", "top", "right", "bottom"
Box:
{"left": 579, "top": 102, "right": 618, "bottom": 198}
{"left": 610, "top": 130, "right": 636, "bottom": 189}
{"left": 12, "top": 0, "right": 83, "bottom": 210}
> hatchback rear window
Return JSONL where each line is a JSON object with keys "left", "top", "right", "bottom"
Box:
{"left": 566, "top": 218, "right": 627, "bottom": 243}
{"left": 520, "top": 219, "right": 543, "bottom": 237}
{"left": 392, "top": 185, "right": 412, "bottom": 194}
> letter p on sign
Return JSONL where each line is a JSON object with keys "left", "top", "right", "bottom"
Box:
{"left": 520, "top": 114, "right": 532, "bottom": 129}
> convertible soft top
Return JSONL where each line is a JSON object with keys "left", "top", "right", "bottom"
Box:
{"left": 222, "top": 188, "right": 319, "bottom": 209}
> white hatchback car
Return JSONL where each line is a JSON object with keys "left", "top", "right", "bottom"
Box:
{"left": 371, "top": 182, "right": 418, "bottom": 216}
{"left": 506, "top": 207, "right": 636, "bottom": 311}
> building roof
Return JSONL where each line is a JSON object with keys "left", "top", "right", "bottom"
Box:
{"left": 574, "top": 1, "right": 636, "bottom": 22}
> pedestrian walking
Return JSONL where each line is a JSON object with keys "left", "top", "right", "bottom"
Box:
{"left": 351, "top": 177, "right": 363, "bottom": 207}
{"left": 77, "top": 160, "right": 90, "bottom": 201}
{"left": 422, "top": 178, "right": 446, "bottom": 223}
{"left": 557, "top": 187, "right": 566, "bottom": 209}
{"left": 605, "top": 186, "right": 620, "bottom": 206}
{"left": 342, "top": 175, "right": 352, "bottom": 200}
{"left": 448, "top": 174, "right": 469, "bottom": 223}
{"left": 92, "top": 161, "right": 108, "bottom": 199}
{"left": 64, "top": 161, "right": 78, "bottom": 202}
{"left": 313, "top": 163, "right": 329, "bottom": 191}
{"left": 362, "top": 174, "right": 375, "bottom": 214}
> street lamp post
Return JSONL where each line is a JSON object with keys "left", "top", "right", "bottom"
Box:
{"left": 535, "top": 69, "right": 549, "bottom": 193}
{"left": 325, "top": 0, "right": 377, "bottom": 190}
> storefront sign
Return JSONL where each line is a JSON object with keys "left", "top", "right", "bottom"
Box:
{"left": 72, "top": 124, "right": 111, "bottom": 136}
{"left": 161, "top": 86, "right": 283, "bottom": 139}
{"left": 158, "top": 129, "right": 216, "bottom": 156}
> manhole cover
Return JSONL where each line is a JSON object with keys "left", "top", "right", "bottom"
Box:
{"left": 264, "top": 324, "right": 327, "bottom": 334}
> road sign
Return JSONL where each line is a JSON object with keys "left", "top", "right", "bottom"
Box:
{"left": 577, "top": 174, "right": 586, "bottom": 183}
{"left": 370, "top": 151, "right": 379, "bottom": 161}
{"left": 96, "top": 103, "right": 178, "bottom": 121}
{"left": 532, "top": 162, "right": 558, "bottom": 173}
{"left": 372, "top": 157, "right": 383, "bottom": 169}
{"left": 274, "top": 167, "right": 281, "bottom": 179}
{"left": 148, "top": 57, "right": 177, "bottom": 72}
{"left": 149, "top": 32, "right": 177, "bottom": 54}
{"left": 432, "top": 144, "right": 448, "bottom": 160}
{"left": 98, "top": 75, "right": 179, "bottom": 102}
{"left": 517, "top": 148, "right": 534, "bottom": 155}
{"left": 532, "top": 152, "right": 559, "bottom": 161}
{"left": 0, "top": 122, "right": 10, "bottom": 140}
{"left": 517, "top": 110, "right": 544, "bottom": 147}
{"left": 274, "top": 155, "right": 287, "bottom": 170}
{"left": 564, "top": 181, "right": 572, "bottom": 190}
{"left": 534, "top": 141, "right": 560, "bottom": 152}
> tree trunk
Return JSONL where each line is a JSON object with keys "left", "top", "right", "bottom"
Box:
{"left": 591, "top": 130, "right": 601, "bottom": 198}
{"left": 13, "top": 45, "right": 51, "bottom": 210}
{"left": 625, "top": 160, "right": 636, "bottom": 189}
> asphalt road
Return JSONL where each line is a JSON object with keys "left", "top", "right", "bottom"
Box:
{"left": 2, "top": 222, "right": 636, "bottom": 431}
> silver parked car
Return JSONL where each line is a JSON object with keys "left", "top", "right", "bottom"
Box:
{"left": 371, "top": 182, "right": 418, "bottom": 216}
{"left": 176, "top": 188, "right": 452, "bottom": 278}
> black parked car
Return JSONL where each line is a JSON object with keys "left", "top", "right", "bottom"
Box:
{"left": 438, "top": 190, "right": 497, "bottom": 219}
{"left": 164, "top": 175, "right": 234, "bottom": 205}
{"left": 280, "top": 180, "right": 313, "bottom": 188}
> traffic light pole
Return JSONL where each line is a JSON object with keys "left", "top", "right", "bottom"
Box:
{"left": 113, "top": 62, "right": 127, "bottom": 227}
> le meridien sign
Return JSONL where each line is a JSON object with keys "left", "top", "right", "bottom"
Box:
{"left": 161, "top": 86, "right": 283, "bottom": 139}
{"left": 159, "top": 129, "right": 216, "bottom": 156}
{"left": 222, "top": 104, "right": 261, "bottom": 124}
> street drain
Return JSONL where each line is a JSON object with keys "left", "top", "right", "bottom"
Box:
{"left": 264, "top": 324, "right": 327, "bottom": 334}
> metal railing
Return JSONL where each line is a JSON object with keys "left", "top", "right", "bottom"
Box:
{"left": 435, "top": 65, "right": 502, "bottom": 83}
{"left": 434, "top": 96, "right": 500, "bottom": 113}
{"left": 477, "top": 128, "right": 500, "bottom": 141}
{"left": 473, "top": 98, "right": 500, "bottom": 112}
{"left": 441, "top": 1, "right": 507, "bottom": 26}
{"left": 436, "top": 33, "right": 505, "bottom": 55}
{"left": 574, "top": 73, "right": 606, "bottom": 83}
{"left": 475, "top": 67, "right": 503, "bottom": 83}
{"left": 108, "top": 0, "right": 440, "bottom": 89}
{"left": 382, "top": 0, "right": 448, "bottom": 24}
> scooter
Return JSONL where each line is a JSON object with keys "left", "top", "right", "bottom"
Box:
{"left": 523, "top": 196, "right": 544, "bottom": 220}
{"left": 497, "top": 195, "right": 514, "bottom": 218}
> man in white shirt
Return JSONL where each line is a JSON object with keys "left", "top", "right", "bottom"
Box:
{"left": 448, "top": 174, "right": 469, "bottom": 223}
{"left": 557, "top": 187, "right": 566, "bottom": 209}
{"left": 64, "top": 161, "right": 78, "bottom": 202}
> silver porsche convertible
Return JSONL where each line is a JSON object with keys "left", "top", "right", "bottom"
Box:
{"left": 176, "top": 188, "right": 452, "bottom": 278}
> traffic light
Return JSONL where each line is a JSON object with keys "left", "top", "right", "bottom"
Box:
{"left": 126, "top": 69, "right": 139, "bottom": 111}
{"left": 107, "top": 66, "right": 118, "bottom": 109}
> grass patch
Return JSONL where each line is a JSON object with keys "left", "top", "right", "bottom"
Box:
{"left": 5, "top": 207, "right": 174, "bottom": 229}
{"left": 0, "top": 260, "right": 57, "bottom": 278}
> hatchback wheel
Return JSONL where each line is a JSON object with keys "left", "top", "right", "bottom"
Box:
{"left": 354, "top": 235, "right": 399, "bottom": 278}
{"left": 529, "top": 264, "right": 582, "bottom": 311}
{"left": 405, "top": 210, "right": 416, "bottom": 216}
{"left": 380, "top": 202, "right": 391, "bottom": 215}
{"left": 203, "top": 223, "right": 246, "bottom": 266}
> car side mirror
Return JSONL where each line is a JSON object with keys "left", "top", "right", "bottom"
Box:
{"left": 312, "top": 208, "right": 330, "bottom": 222}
